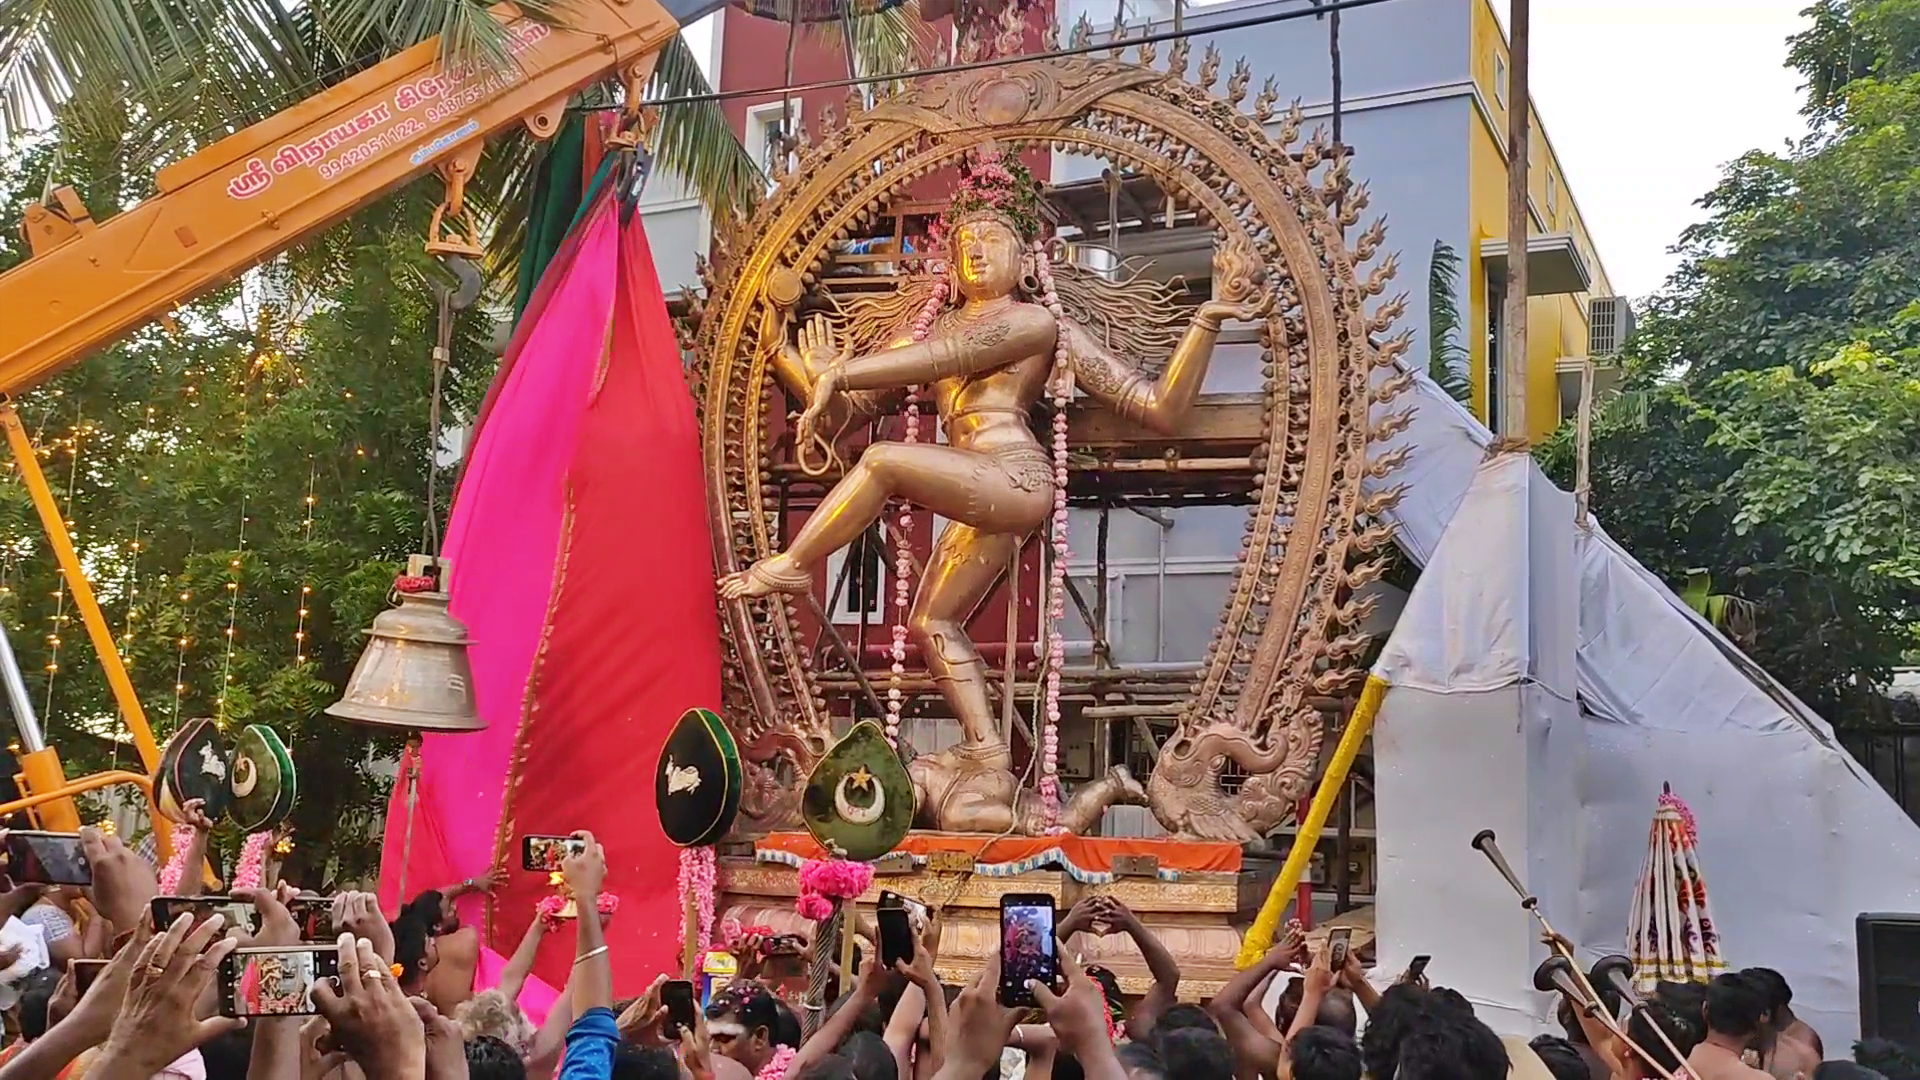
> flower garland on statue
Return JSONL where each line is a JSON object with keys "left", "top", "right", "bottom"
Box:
{"left": 794, "top": 858, "right": 873, "bottom": 922}
{"left": 536, "top": 890, "right": 620, "bottom": 930}
{"left": 1032, "top": 237, "right": 1069, "bottom": 831}
{"left": 885, "top": 280, "right": 947, "bottom": 747}
{"left": 158, "top": 823, "right": 197, "bottom": 895}
{"left": 678, "top": 846, "right": 717, "bottom": 954}
{"left": 231, "top": 831, "right": 272, "bottom": 889}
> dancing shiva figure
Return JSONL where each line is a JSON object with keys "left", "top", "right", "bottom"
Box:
{"left": 720, "top": 145, "right": 1273, "bottom": 834}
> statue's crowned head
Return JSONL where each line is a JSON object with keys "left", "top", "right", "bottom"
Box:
{"left": 932, "top": 143, "right": 1046, "bottom": 300}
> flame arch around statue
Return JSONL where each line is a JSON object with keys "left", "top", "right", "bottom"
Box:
{"left": 691, "top": 46, "right": 1410, "bottom": 842}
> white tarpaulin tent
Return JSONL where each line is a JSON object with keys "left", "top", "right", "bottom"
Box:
{"left": 1363, "top": 372, "right": 1920, "bottom": 1045}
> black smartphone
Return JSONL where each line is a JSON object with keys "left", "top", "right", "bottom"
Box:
{"left": 286, "top": 895, "right": 333, "bottom": 941}
{"left": 219, "top": 946, "right": 341, "bottom": 1018}
{"left": 662, "top": 979, "right": 696, "bottom": 1038}
{"left": 877, "top": 894, "right": 915, "bottom": 969}
{"left": 521, "top": 834, "right": 585, "bottom": 872}
{"left": 5, "top": 831, "right": 90, "bottom": 886}
{"left": 1327, "top": 927, "right": 1353, "bottom": 969}
{"left": 71, "top": 959, "right": 108, "bottom": 996}
{"left": 150, "top": 895, "right": 264, "bottom": 936}
{"left": 997, "top": 893, "right": 1057, "bottom": 1008}
{"left": 1405, "top": 954, "right": 1431, "bottom": 983}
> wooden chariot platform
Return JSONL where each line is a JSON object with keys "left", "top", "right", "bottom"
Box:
{"left": 718, "top": 832, "right": 1280, "bottom": 998}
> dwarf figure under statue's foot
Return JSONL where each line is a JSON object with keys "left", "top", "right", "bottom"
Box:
{"left": 908, "top": 742, "right": 1146, "bottom": 834}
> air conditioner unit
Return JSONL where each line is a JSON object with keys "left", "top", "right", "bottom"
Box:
{"left": 1588, "top": 296, "right": 1635, "bottom": 357}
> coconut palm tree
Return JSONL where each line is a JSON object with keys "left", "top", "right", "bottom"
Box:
{"left": 0, "top": 0, "right": 923, "bottom": 235}
{"left": 1425, "top": 240, "right": 1473, "bottom": 404}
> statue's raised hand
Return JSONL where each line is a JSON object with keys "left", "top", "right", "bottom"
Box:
{"left": 1202, "top": 238, "right": 1274, "bottom": 324}
{"left": 788, "top": 314, "right": 852, "bottom": 380}
{"left": 793, "top": 318, "right": 853, "bottom": 476}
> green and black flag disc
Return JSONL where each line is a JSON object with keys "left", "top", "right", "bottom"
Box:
{"left": 156, "top": 718, "right": 233, "bottom": 823}
{"left": 656, "top": 707, "right": 743, "bottom": 848}
{"left": 228, "top": 724, "right": 298, "bottom": 832}
{"left": 802, "top": 720, "right": 913, "bottom": 862}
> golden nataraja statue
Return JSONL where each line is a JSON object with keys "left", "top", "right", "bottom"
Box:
{"left": 720, "top": 146, "right": 1272, "bottom": 834}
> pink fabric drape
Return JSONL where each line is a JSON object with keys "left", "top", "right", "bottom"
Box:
{"left": 377, "top": 206, "right": 621, "bottom": 919}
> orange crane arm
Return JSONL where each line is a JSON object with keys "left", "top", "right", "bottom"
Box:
{"left": 0, "top": 0, "right": 724, "bottom": 395}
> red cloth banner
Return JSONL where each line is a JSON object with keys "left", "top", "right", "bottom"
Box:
{"left": 484, "top": 192, "right": 724, "bottom": 994}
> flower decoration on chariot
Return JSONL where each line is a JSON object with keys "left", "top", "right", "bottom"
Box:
{"left": 931, "top": 142, "right": 1047, "bottom": 248}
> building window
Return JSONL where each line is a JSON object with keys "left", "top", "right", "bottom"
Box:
{"left": 1486, "top": 281, "right": 1505, "bottom": 432}
{"left": 1546, "top": 171, "right": 1559, "bottom": 216}
{"left": 1493, "top": 53, "right": 1508, "bottom": 108}
{"left": 745, "top": 101, "right": 799, "bottom": 190}
{"left": 825, "top": 527, "right": 884, "bottom": 623}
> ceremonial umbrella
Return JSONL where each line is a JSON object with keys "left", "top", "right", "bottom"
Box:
{"left": 1626, "top": 784, "right": 1727, "bottom": 992}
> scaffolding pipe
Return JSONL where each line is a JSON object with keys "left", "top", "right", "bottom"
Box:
{"left": 0, "top": 621, "right": 45, "bottom": 753}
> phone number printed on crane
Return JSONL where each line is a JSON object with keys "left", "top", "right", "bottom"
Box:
{"left": 224, "top": 20, "right": 551, "bottom": 200}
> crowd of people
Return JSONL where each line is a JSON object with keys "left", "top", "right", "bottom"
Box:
{"left": 0, "top": 821, "right": 1906, "bottom": 1080}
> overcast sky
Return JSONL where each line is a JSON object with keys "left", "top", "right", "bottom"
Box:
{"left": 1515, "top": 0, "right": 1813, "bottom": 299}
{"left": 684, "top": 0, "right": 1814, "bottom": 299}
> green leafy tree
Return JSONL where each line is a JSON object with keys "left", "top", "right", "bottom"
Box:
{"left": 0, "top": 132, "right": 497, "bottom": 884}
{"left": 1537, "top": 0, "right": 1920, "bottom": 719}
{"left": 1425, "top": 240, "right": 1472, "bottom": 403}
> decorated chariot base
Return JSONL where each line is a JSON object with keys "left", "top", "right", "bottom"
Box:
{"left": 718, "top": 832, "right": 1279, "bottom": 999}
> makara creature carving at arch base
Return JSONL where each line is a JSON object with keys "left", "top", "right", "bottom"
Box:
{"left": 688, "top": 34, "right": 1413, "bottom": 845}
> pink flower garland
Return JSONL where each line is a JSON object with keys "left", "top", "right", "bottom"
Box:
{"left": 795, "top": 857, "right": 873, "bottom": 922}
{"left": 231, "top": 832, "right": 272, "bottom": 890}
{"left": 759, "top": 1044, "right": 799, "bottom": 1080}
{"left": 536, "top": 890, "right": 620, "bottom": 930}
{"left": 678, "top": 846, "right": 717, "bottom": 954}
{"left": 1033, "top": 241, "right": 1069, "bottom": 829}
{"left": 886, "top": 277, "right": 949, "bottom": 746}
{"left": 158, "top": 823, "right": 197, "bottom": 895}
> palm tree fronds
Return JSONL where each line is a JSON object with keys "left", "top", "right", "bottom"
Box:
{"left": 1425, "top": 239, "right": 1473, "bottom": 404}
{"left": 650, "top": 32, "right": 764, "bottom": 223}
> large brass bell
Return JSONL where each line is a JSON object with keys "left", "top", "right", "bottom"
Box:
{"left": 325, "top": 556, "right": 483, "bottom": 733}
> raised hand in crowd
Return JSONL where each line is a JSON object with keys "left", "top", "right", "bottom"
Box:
{"left": 616, "top": 974, "right": 672, "bottom": 1046}
{"left": 561, "top": 831, "right": 612, "bottom": 1018}
{"left": 335, "top": 889, "right": 398, "bottom": 965}
{"left": 1340, "top": 942, "right": 1382, "bottom": 1012}
{"left": 1030, "top": 952, "right": 1126, "bottom": 1080}
{"left": 679, "top": 1001, "right": 718, "bottom": 1080}
{"left": 414, "top": 995, "right": 468, "bottom": 1080}
{"left": 1095, "top": 896, "right": 1181, "bottom": 1040}
{"left": 313, "top": 933, "right": 429, "bottom": 1080}
{"left": 793, "top": 921, "right": 894, "bottom": 1076}
{"left": 90, "top": 912, "right": 242, "bottom": 1077}
{"left": 77, "top": 824, "right": 159, "bottom": 932}
{"left": 930, "top": 952, "right": 1021, "bottom": 1080}
{"left": 242, "top": 886, "right": 314, "bottom": 1080}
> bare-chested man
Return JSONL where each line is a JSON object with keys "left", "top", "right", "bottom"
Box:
{"left": 1687, "top": 974, "right": 1778, "bottom": 1080}
{"left": 402, "top": 874, "right": 499, "bottom": 1015}
{"left": 1742, "top": 968, "right": 1822, "bottom": 1080}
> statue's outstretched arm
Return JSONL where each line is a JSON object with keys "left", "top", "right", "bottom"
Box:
{"left": 834, "top": 302, "right": 1057, "bottom": 391}
{"left": 1063, "top": 292, "right": 1269, "bottom": 435}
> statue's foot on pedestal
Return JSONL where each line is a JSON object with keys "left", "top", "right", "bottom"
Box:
{"left": 718, "top": 554, "right": 812, "bottom": 599}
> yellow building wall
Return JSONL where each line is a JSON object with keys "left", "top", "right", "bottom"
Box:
{"left": 1464, "top": 0, "right": 1615, "bottom": 442}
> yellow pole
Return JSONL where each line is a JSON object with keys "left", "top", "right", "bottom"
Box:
{"left": 0, "top": 405, "right": 161, "bottom": 773}
{"left": 1235, "top": 674, "right": 1387, "bottom": 968}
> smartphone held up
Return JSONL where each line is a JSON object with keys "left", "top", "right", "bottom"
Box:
{"left": 521, "top": 834, "right": 586, "bottom": 873}
{"left": 997, "top": 893, "right": 1058, "bottom": 1007}
{"left": 220, "top": 946, "right": 341, "bottom": 1018}
{"left": 5, "top": 832, "right": 90, "bottom": 886}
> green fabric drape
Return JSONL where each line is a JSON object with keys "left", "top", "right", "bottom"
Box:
{"left": 511, "top": 114, "right": 589, "bottom": 321}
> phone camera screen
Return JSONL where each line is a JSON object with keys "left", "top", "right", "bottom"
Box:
{"left": 231, "top": 950, "right": 338, "bottom": 1017}
{"left": 524, "top": 836, "right": 582, "bottom": 872}
{"left": 10, "top": 834, "right": 90, "bottom": 886}
{"left": 1000, "top": 903, "right": 1055, "bottom": 985}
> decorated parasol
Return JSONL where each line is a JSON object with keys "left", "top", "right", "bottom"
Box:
{"left": 1625, "top": 784, "right": 1726, "bottom": 991}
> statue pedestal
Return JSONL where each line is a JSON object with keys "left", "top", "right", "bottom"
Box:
{"left": 719, "top": 832, "right": 1278, "bottom": 998}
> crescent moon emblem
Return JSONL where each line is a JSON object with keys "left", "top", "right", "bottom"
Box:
{"left": 232, "top": 756, "right": 258, "bottom": 797}
{"left": 834, "top": 771, "right": 885, "bottom": 826}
